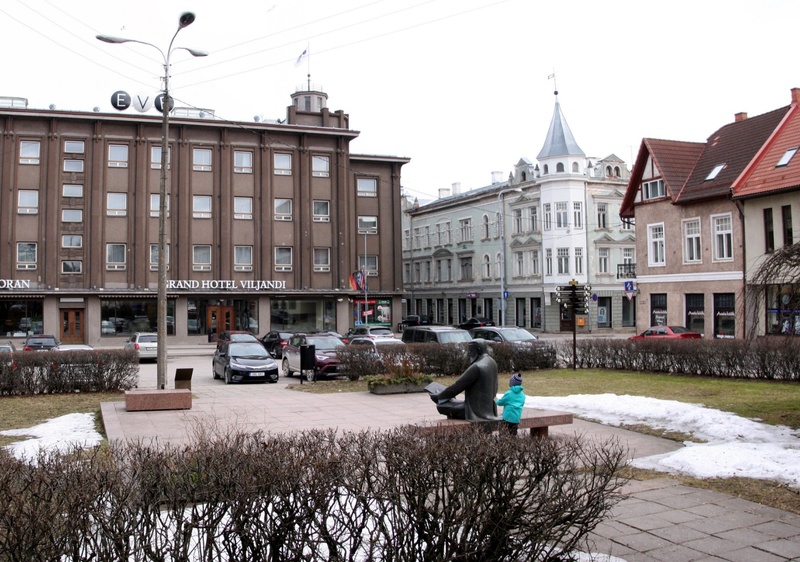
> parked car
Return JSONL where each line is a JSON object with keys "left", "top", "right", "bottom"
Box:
{"left": 401, "top": 326, "right": 472, "bottom": 344}
{"left": 124, "top": 332, "right": 158, "bottom": 361}
{"left": 282, "top": 333, "right": 345, "bottom": 381}
{"left": 628, "top": 326, "right": 702, "bottom": 340}
{"left": 53, "top": 344, "right": 94, "bottom": 351}
{"left": 0, "top": 341, "right": 16, "bottom": 353}
{"left": 397, "top": 314, "right": 430, "bottom": 332}
{"left": 216, "top": 330, "right": 259, "bottom": 347}
{"left": 101, "top": 321, "right": 116, "bottom": 335}
{"left": 458, "top": 317, "right": 495, "bottom": 330}
{"left": 470, "top": 326, "right": 539, "bottom": 345}
{"left": 348, "top": 337, "right": 407, "bottom": 352}
{"left": 343, "top": 326, "right": 395, "bottom": 343}
{"left": 259, "top": 330, "right": 294, "bottom": 358}
{"left": 22, "top": 335, "right": 60, "bottom": 351}
{"left": 212, "top": 341, "right": 279, "bottom": 384}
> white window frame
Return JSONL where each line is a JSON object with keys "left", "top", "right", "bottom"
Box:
{"left": 193, "top": 195, "right": 212, "bottom": 219}
{"left": 193, "top": 245, "right": 212, "bottom": 271}
{"left": 357, "top": 177, "right": 377, "bottom": 197}
{"left": 234, "top": 196, "right": 253, "bottom": 220}
{"left": 151, "top": 146, "right": 171, "bottom": 170}
{"left": 274, "top": 153, "right": 292, "bottom": 175}
{"left": 274, "top": 198, "right": 293, "bottom": 220}
{"left": 150, "top": 194, "right": 171, "bottom": 217}
{"left": 149, "top": 244, "right": 170, "bottom": 270}
{"left": 108, "top": 144, "right": 129, "bottom": 168}
{"left": 529, "top": 206, "right": 539, "bottom": 232}
{"left": 61, "top": 260, "right": 82, "bottom": 274}
{"left": 62, "top": 209, "right": 83, "bottom": 222}
{"left": 234, "top": 150, "right": 253, "bottom": 173}
{"left": 63, "top": 184, "right": 83, "bottom": 198}
{"left": 16, "top": 242, "right": 37, "bottom": 269}
{"left": 234, "top": 245, "right": 253, "bottom": 271}
{"left": 712, "top": 213, "right": 733, "bottom": 261}
{"left": 359, "top": 255, "right": 379, "bottom": 275}
{"left": 106, "top": 243, "right": 127, "bottom": 270}
{"left": 312, "top": 155, "right": 330, "bottom": 177}
{"left": 555, "top": 202, "right": 568, "bottom": 228}
{"left": 643, "top": 179, "right": 665, "bottom": 200}
{"left": 459, "top": 218, "right": 473, "bottom": 242}
{"left": 274, "top": 247, "right": 293, "bottom": 271}
{"left": 313, "top": 200, "right": 330, "bottom": 222}
{"left": 573, "top": 202, "right": 583, "bottom": 229}
{"left": 64, "top": 140, "right": 85, "bottom": 153}
{"left": 544, "top": 204, "right": 552, "bottom": 230}
{"left": 63, "top": 159, "right": 84, "bottom": 173}
{"left": 598, "top": 248, "right": 609, "bottom": 274}
{"left": 557, "top": 247, "right": 569, "bottom": 274}
{"left": 530, "top": 249, "right": 540, "bottom": 276}
{"left": 575, "top": 247, "right": 583, "bottom": 274}
{"left": 358, "top": 215, "right": 378, "bottom": 234}
{"left": 482, "top": 255, "right": 491, "bottom": 279}
{"left": 512, "top": 209, "right": 523, "bottom": 234}
{"left": 597, "top": 203, "right": 607, "bottom": 229}
{"left": 20, "top": 140, "right": 40, "bottom": 164}
{"left": 17, "top": 190, "right": 39, "bottom": 214}
{"left": 514, "top": 251, "right": 524, "bottom": 277}
{"left": 648, "top": 223, "right": 666, "bottom": 266}
{"left": 545, "top": 249, "right": 552, "bottom": 276}
{"left": 62, "top": 235, "right": 82, "bottom": 248}
{"left": 193, "top": 148, "right": 212, "bottom": 172}
{"left": 313, "top": 247, "right": 331, "bottom": 271}
{"left": 107, "top": 193, "right": 127, "bottom": 216}
{"left": 683, "top": 218, "right": 702, "bottom": 263}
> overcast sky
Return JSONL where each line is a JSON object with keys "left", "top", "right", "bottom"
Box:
{"left": 3, "top": 0, "right": 799, "bottom": 200}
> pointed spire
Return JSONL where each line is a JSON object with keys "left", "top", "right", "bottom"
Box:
{"left": 537, "top": 91, "right": 584, "bottom": 160}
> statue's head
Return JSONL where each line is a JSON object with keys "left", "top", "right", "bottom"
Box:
{"left": 468, "top": 339, "right": 488, "bottom": 363}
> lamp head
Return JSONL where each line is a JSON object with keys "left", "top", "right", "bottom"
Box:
{"left": 96, "top": 34, "right": 129, "bottom": 44}
{"left": 178, "top": 12, "right": 196, "bottom": 28}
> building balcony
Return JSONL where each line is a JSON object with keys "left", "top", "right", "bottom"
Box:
{"left": 616, "top": 263, "right": 636, "bottom": 279}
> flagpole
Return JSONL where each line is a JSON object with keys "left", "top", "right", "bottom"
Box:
{"left": 363, "top": 229, "right": 368, "bottom": 325}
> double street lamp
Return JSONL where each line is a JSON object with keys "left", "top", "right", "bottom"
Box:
{"left": 97, "top": 13, "right": 207, "bottom": 390}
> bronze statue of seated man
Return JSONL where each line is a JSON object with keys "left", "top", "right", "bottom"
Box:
{"left": 427, "top": 339, "right": 500, "bottom": 421}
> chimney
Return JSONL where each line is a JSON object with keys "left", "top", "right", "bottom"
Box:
{"left": 734, "top": 112, "right": 748, "bottom": 122}
{"left": 438, "top": 187, "right": 451, "bottom": 199}
{"left": 451, "top": 182, "right": 461, "bottom": 195}
{"left": 792, "top": 87, "right": 800, "bottom": 105}
{"left": 491, "top": 171, "right": 503, "bottom": 184}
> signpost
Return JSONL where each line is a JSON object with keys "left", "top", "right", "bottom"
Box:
{"left": 555, "top": 280, "right": 592, "bottom": 370}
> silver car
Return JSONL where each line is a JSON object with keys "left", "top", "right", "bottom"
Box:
{"left": 124, "top": 332, "right": 158, "bottom": 361}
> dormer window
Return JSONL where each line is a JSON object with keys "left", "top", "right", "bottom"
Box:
{"left": 705, "top": 163, "right": 726, "bottom": 181}
{"left": 777, "top": 147, "right": 798, "bottom": 167}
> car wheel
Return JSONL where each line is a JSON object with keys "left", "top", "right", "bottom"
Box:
{"left": 282, "top": 358, "right": 292, "bottom": 377}
{"left": 304, "top": 370, "right": 315, "bottom": 382}
{"left": 212, "top": 364, "right": 219, "bottom": 380}
{"left": 224, "top": 368, "right": 232, "bottom": 385}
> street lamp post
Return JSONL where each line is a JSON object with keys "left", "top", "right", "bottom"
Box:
{"left": 97, "top": 13, "right": 207, "bottom": 390}
{"left": 497, "top": 187, "right": 522, "bottom": 328}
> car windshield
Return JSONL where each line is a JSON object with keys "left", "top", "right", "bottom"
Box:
{"left": 308, "top": 337, "right": 344, "bottom": 350}
{"left": 669, "top": 326, "right": 690, "bottom": 333}
{"left": 231, "top": 334, "right": 256, "bottom": 341}
{"left": 369, "top": 328, "right": 393, "bottom": 336}
{"left": 230, "top": 343, "right": 269, "bottom": 358}
{"left": 439, "top": 331, "right": 473, "bottom": 344}
{"left": 138, "top": 335, "right": 157, "bottom": 343}
{"left": 498, "top": 328, "right": 537, "bottom": 341}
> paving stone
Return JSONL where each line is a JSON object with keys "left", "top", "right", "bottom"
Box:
{"left": 612, "top": 531, "right": 669, "bottom": 553}
{"left": 684, "top": 535, "right": 744, "bottom": 556}
{"left": 616, "top": 514, "right": 674, "bottom": 532}
{"left": 646, "top": 543, "right": 707, "bottom": 561}
{"left": 714, "top": 527, "right": 776, "bottom": 546}
{"left": 723, "top": 545, "right": 791, "bottom": 562}
{"left": 751, "top": 520, "right": 800, "bottom": 539}
{"left": 656, "top": 508, "right": 706, "bottom": 525}
{"left": 757, "top": 538, "right": 800, "bottom": 559}
{"left": 649, "top": 523, "right": 708, "bottom": 543}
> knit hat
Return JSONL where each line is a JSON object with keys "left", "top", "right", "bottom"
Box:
{"left": 509, "top": 373, "right": 523, "bottom": 387}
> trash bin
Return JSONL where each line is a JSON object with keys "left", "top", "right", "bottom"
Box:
{"left": 300, "top": 344, "right": 316, "bottom": 382}
{"left": 174, "top": 368, "right": 193, "bottom": 390}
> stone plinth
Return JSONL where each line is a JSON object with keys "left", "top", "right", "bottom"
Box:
{"left": 125, "top": 389, "right": 192, "bottom": 411}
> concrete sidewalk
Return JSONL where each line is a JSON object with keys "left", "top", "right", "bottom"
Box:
{"left": 101, "top": 357, "right": 800, "bottom": 562}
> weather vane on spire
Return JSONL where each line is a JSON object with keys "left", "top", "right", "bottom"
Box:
{"left": 548, "top": 71, "right": 558, "bottom": 96}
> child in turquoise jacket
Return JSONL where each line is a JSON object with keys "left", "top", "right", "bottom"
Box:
{"left": 497, "top": 373, "right": 526, "bottom": 435}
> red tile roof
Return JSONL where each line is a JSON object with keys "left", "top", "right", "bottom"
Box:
{"left": 733, "top": 105, "right": 800, "bottom": 199}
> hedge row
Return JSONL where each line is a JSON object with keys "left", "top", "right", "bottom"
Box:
{"left": 0, "top": 349, "right": 139, "bottom": 395}
{"left": 556, "top": 337, "right": 800, "bottom": 380}
{"left": 0, "top": 427, "right": 627, "bottom": 561}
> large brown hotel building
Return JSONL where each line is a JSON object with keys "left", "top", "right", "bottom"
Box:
{"left": 0, "top": 88, "right": 409, "bottom": 346}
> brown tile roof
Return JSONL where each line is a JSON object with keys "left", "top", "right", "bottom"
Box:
{"left": 733, "top": 105, "right": 800, "bottom": 199}
{"left": 675, "top": 106, "right": 790, "bottom": 204}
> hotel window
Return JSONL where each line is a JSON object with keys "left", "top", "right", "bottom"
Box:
{"left": 598, "top": 248, "right": 609, "bottom": 274}
{"left": 357, "top": 177, "right": 377, "bottom": 197}
{"left": 275, "top": 247, "right": 293, "bottom": 270}
{"left": 20, "top": 140, "right": 40, "bottom": 164}
{"left": 62, "top": 209, "right": 83, "bottom": 222}
{"left": 529, "top": 206, "right": 538, "bottom": 232}
{"left": 313, "top": 200, "right": 330, "bottom": 222}
{"left": 557, "top": 248, "right": 569, "bottom": 274}
{"left": 62, "top": 235, "right": 82, "bottom": 248}
{"left": 64, "top": 140, "right": 85, "bottom": 154}
{"left": 545, "top": 249, "right": 552, "bottom": 276}
{"left": 459, "top": 218, "right": 473, "bottom": 242}
{"left": 573, "top": 202, "right": 583, "bottom": 228}
{"left": 543, "top": 204, "right": 552, "bottom": 230}
{"left": 313, "top": 248, "right": 331, "bottom": 270}
{"left": 712, "top": 214, "right": 733, "bottom": 261}
{"left": 597, "top": 203, "right": 607, "bottom": 229}
{"left": 193, "top": 195, "right": 212, "bottom": 219}
{"left": 764, "top": 208, "right": 775, "bottom": 253}
{"left": 274, "top": 198, "right": 293, "bottom": 220}
{"left": 358, "top": 215, "right": 378, "bottom": 233}
{"left": 63, "top": 159, "right": 84, "bottom": 173}
{"left": 782, "top": 205, "right": 794, "bottom": 246}
{"left": 151, "top": 146, "right": 171, "bottom": 169}
{"left": 107, "top": 193, "right": 127, "bottom": 216}
{"left": 642, "top": 179, "right": 665, "bottom": 200}
{"left": 150, "top": 194, "right": 170, "bottom": 217}
{"left": 359, "top": 255, "right": 379, "bottom": 275}
{"left": 62, "top": 260, "right": 82, "bottom": 274}
{"left": 274, "top": 153, "right": 292, "bottom": 175}
{"left": 234, "top": 246, "right": 253, "bottom": 270}
{"left": 149, "top": 244, "right": 170, "bottom": 270}
{"left": 312, "top": 155, "right": 330, "bottom": 177}
{"left": 193, "top": 245, "right": 212, "bottom": 270}
{"left": 17, "top": 190, "right": 39, "bottom": 214}
{"left": 108, "top": 144, "right": 129, "bottom": 168}
{"left": 17, "top": 243, "right": 37, "bottom": 269}
{"left": 234, "top": 196, "right": 253, "bottom": 220}
{"left": 648, "top": 223, "right": 666, "bottom": 266}
{"left": 555, "top": 202, "right": 568, "bottom": 228}
{"left": 777, "top": 147, "right": 798, "bottom": 167}
{"left": 106, "top": 244, "right": 127, "bottom": 270}
{"left": 574, "top": 247, "right": 583, "bottom": 274}
{"left": 63, "top": 184, "right": 83, "bottom": 197}
{"left": 234, "top": 150, "right": 253, "bottom": 173}
{"left": 193, "top": 148, "right": 212, "bottom": 171}
{"left": 684, "top": 218, "right": 702, "bottom": 262}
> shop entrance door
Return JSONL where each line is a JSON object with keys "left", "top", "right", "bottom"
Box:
{"left": 207, "top": 306, "right": 234, "bottom": 337}
{"left": 61, "top": 309, "right": 84, "bottom": 344}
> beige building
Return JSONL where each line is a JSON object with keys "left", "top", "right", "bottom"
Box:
{"left": 0, "top": 87, "right": 408, "bottom": 346}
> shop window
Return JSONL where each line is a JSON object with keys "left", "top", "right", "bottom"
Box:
{"left": 0, "top": 300, "right": 44, "bottom": 336}
{"left": 686, "top": 293, "right": 705, "bottom": 336}
{"left": 713, "top": 293, "right": 735, "bottom": 339}
{"left": 100, "top": 299, "right": 175, "bottom": 337}
{"left": 650, "top": 293, "right": 667, "bottom": 326}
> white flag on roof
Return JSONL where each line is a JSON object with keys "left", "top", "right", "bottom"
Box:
{"left": 295, "top": 49, "right": 307, "bottom": 67}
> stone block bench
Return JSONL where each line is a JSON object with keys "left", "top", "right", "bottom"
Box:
{"left": 125, "top": 389, "right": 192, "bottom": 411}
{"left": 419, "top": 409, "right": 573, "bottom": 438}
